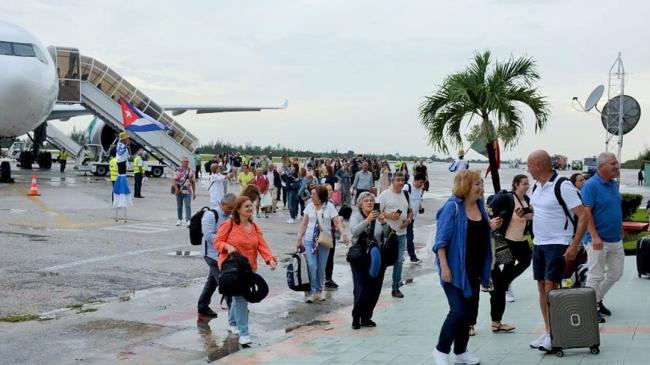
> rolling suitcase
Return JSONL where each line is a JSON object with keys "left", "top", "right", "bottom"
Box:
{"left": 637, "top": 236, "right": 650, "bottom": 278}
{"left": 547, "top": 287, "right": 600, "bottom": 357}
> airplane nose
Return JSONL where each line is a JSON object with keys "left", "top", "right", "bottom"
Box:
{"left": 0, "top": 58, "right": 57, "bottom": 137}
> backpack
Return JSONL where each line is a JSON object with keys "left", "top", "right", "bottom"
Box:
{"left": 338, "top": 205, "right": 352, "bottom": 220}
{"left": 218, "top": 252, "right": 253, "bottom": 296}
{"left": 286, "top": 252, "right": 311, "bottom": 291}
{"left": 532, "top": 173, "right": 581, "bottom": 233}
{"left": 189, "top": 207, "right": 218, "bottom": 246}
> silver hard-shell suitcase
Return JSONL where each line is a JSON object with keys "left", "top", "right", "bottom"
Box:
{"left": 547, "top": 287, "right": 600, "bottom": 357}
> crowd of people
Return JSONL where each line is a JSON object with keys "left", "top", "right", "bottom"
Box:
{"left": 187, "top": 149, "right": 630, "bottom": 365}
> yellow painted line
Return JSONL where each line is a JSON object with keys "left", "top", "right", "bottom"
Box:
{"left": 8, "top": 185, "right": 121, "bottom": 229}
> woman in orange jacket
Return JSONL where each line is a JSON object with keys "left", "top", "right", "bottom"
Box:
{"left": 214, "top": 196, "right": 277, "bottom": 345}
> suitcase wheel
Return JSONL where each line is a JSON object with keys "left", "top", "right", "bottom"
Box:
{"left": 555, "top": 350, "right": 564, "bottom": 358}
{"left": 590, "top": 346, "right": 600, "bottom": 354}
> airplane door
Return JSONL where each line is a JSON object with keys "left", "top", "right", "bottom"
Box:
{"left": 50, "top": 46, "right": 81, "bottom": 103}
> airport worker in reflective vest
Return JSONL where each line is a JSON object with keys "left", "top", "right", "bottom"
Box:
{"left": 133, "top": 149, "right": 145, "bottom": 198}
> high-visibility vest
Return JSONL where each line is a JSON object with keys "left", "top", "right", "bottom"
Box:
{"left": 133, "top": 156, "right": 145, "bottom": 174}
{"left": 59, "top": 150, "right": 68, "bottom": 161}
{"left": 109, "top": 158, "right": 118, "bottom": 181}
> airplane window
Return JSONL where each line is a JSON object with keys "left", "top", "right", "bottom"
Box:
{"left": 0, "top": 41, "right": 11, "bottom": 55}
{"left": 13, "top": 43, "right": 36, "bottom": 57}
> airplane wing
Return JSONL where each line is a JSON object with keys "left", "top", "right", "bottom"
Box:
{"left": 162, "top": 99, "right": 288, "bottom": 116}
{"left": 47, "top": 104, "right": 91, "bottom": 121}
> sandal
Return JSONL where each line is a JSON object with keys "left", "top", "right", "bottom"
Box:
{"left": 491, "top": 322, "right": 516, "bottom": 333}
{"left": 468, "top": 326, "right": 476, "bottom": 336}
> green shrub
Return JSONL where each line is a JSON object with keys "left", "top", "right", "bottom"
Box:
{"left": 621, "top": 193, "right": 643, "bottom": 220}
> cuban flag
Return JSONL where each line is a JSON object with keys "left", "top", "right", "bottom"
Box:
{"left": 119, "top": 98, "right": 169, "bottom": 132}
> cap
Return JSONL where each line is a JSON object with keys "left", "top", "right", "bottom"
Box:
{"left": 119, "top": 132, "right": 128, "bottom": 139}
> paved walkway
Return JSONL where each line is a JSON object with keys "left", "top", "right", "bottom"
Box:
{"left": 219, "top": 256, "right": 650, "bottom": 365}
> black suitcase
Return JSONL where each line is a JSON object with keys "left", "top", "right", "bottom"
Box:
{"left": 637, "top": 236, "right": 650, "bottom": 278}
{"left": 547, "top": 287, "right": 600, "bottom": 357}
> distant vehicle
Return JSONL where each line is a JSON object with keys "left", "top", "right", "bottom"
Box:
{"left": 583, "top": 156, "right": 597, "bottom": 177}
{"left": 75, "top": 144, "right": 166, "bottom": 177}
{"left": 425, "top": 158, "right": 433, "bottom": 164}
{"left": 7, "top": 141, "right": 27, "bottom": 160}
{"left": 551, "top": 154, "right": 568, "bottom": 170}
{"left": 571, "top": 160, "right": 583, "bottom": 170}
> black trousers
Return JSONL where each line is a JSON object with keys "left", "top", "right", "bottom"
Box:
{"left": 198, "top": 256, "right": 220, "bottom": 310}
{"left": 350, "top": 262, "right": 386, "bottom": 320}
{"left": 326, "top": 234, "right": 336, "bottom": 281}
{"left": 111, "top": 181, "right": 115, "bottom": 202}
{"left": 488, "top": 239, "right": 531, "bottom": 321}
{"left": 195, "top": 166, "right": 200, "bottom": 179}
{"left": 275, "top": 185, "right": 282, "bottom": 206}
{"left": 134, "top": 173, "right": 143, "bottom": 197}
{"left": 60, "top": 160, "right": 66, "bottom": 172}
{"left": 282, "top": 186, "right": 288, "bottom": 207}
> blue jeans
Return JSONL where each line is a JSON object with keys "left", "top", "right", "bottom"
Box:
{"left": 176, "top": 193, "right": 192, "bottom": 221}
{"left": 304, "top": 240, "right": 330, "bottom": 294}
{"left": 288, "top": 190, "right": 299, "bottom": 219}
{"left": 406, "top": 219, "right": 418, "bottom": 260}
{"left": 228, "top": 295, "right": 249, "bottom": 337}
{"left": 391, "top": 234, "right": 406, "bottom": 290}
{"left": 436, "top": 281, "right": 479, "bottom": 355}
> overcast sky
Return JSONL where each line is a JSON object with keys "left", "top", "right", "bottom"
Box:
{"left": 3, "top": 0, "right": 650, "bottom": 161}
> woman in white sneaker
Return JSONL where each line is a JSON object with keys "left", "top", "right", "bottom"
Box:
{"left": 296, "top": 185, "right": 349, "bottom": 302}
{"left": 432, "top": 170, "right": 501, "bottom": 365}
{"left": 215, "top": 196, "right": 277, "bottom": 346}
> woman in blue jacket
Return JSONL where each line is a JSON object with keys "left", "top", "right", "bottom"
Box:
{"left": 431, "top": 170, "right": 501, "bottom": 365}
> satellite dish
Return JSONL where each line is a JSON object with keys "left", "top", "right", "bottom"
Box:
{"left": 600, "top": 95, "right": 641, "bottom": 135}
{"left": 585, "top": 85, "right": 604, "bottom": 111}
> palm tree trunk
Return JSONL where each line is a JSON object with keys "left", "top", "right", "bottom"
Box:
{"left": 486, "top": 141, "right": 501, "bottom": 193}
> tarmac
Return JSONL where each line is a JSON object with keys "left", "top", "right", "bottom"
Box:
{"left": 1, "top": 162, "right": 649, "bottom": 364}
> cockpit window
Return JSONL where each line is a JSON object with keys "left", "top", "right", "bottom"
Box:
{"left": 13, "top": 43, "right": 35, "bottom": 57}
{"left": 0, "top": 41, "right": 11, "bottom": 55}
{"left": 0, "top": 41, "right": 49, "bottom": 65}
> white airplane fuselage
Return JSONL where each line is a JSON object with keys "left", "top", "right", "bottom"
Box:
{"left": 0, "top": 21, "right": 58, "bottom": 138}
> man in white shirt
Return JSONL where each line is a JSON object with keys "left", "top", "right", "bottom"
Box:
{"left": 527, "top": 150, "right": 590, "bottom": 352}
{"left": 377, "top": 171, "right": 412, "bottom": 298}
{"left": 403, "top": 173, "right": 426, "bottom": 265}
{"left": 208, "top": 163, "right": 228, "bottom": 208}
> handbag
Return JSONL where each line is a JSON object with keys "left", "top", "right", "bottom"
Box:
{"left": 380, "top": 228, "right": 400, "bottom": 267}
{"left": 346, "top": 220, "right": 375, "bottom": 265}
{"left": 315, "top": 205, "right": 334, "bottom": 249}
{"left": 493, "top": 233, "right": 514, "bottom": 265}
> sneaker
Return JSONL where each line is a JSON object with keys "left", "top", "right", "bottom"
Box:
{"left": 286, "top": 218, "right": 295, "bottom": 224}
{"left": 228, "top": 325, "right": 240, "bottom": 335}
{"left": 175, "top": 220, "right": 182, "bottom": 226}
{"left": 505, "top": 288, "right": 515, "bottom": 302}
{"left": 317, "top": 292, "right": 326, "bottom": 302}
{"left": 455, "top": 351, "right": 480, "bottom": 365}
{"left": 238, "top": 335, "right": 252, "bottom": 345}
{"left": 324, "top": 280, "right": 339, "bottom": 289}
{"left": 305, "top": 294, "right": 314, "bottom": 303}
{"left": 538, "top": 333, "right": 552, "bottom": 352}
{"left": 432, "top": 348, "right": 449, "bottom": 365}
{"left": 529, "top": 333, "right": 547, "bottom": 349}
{"left": 598, "top": 301, "right": 611, "bottom": 316}
{"left": 351, "top": 319, "right": 361, "bottom": 330}
{"left": 185, "top": 220, "right": 190, "bottom": 227}
{"left": 597, "top": 313, "right": 606, "bottom": 323}
{"left": 410, "top": 258, "right": 422, "bottom": 265}
{"left": 391, "top": 290, "right": 404, "bottom": 298}
{"left": 197, "top": 307, "right": 218, "bottom": 318}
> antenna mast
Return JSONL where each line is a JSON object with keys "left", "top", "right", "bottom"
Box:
{"left": 606, "top": 52, "right": 625, "bottom": 162}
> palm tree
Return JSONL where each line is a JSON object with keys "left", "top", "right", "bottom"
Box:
{"left": 419, "top": 50, "right": 550, "bottom": 193}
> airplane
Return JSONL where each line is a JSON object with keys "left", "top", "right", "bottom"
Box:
{"left": 0, "top": 20, "right": 286, "bottom": 174}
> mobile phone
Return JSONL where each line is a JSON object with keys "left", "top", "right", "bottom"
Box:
{"left": 395, "top": 209, "right": 402, "bottom": 215}
{"left": 499, "top": 211, "right": 508, "bottom": 220}
{"left": 373, "top": 203, "right": 380, "bottom": 211}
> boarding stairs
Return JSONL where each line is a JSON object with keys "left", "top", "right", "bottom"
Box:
{"left": 45, "top": 124, "right": 82, "bottom": 158}
{"left": 51, "top": 47, "right": 198, "bottom": 168}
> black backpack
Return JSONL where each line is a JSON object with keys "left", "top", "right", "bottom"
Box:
{"left": 532, "top": 173, "right": 581, "bottom": 233}
{"left": 189, "top": 207, "right": 218, "bottom": 246}
{"left": 218, "top": 252, "right": 253, "bottom": 296}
